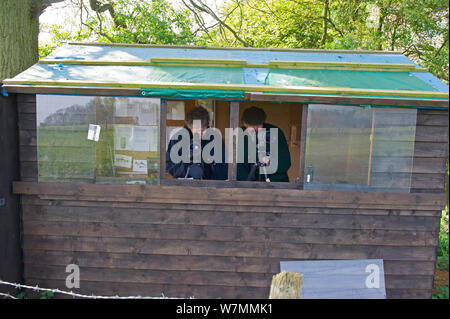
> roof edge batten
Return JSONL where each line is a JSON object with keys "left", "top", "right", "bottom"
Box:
{"left": 37, "top": 58, "right": 424, "bottom": 72}
{"left": 67, "top": 41, "right": 403, "bottom": 55}
{"left": 3, "top": 79, "right": 448, "bottom": 100}
{"left": 3, "top": 84, "right": 448, "bottom": 108}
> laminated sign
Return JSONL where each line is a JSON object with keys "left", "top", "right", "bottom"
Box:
{"left": 280, "top": 259, "right": 386, "bottom": 299}
{"left": 87, "top": 124, "right": 101, "bottom": 141}
{"left": 114, "top": 154, "right": 133, "bottom": 168}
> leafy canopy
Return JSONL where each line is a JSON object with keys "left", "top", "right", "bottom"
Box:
{"left": 41, "top": 0, "right": 448, "bottom": 84}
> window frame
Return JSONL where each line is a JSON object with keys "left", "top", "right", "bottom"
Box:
{"left": 33, "top": 94, "right": 419, "bottom": 192}
{"left": 159, "top": 99, "right": 308, "bottom": 189}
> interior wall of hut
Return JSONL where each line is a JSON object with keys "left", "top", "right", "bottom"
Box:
{"left": 239, "top": 101, "right": 304, "bottom": 182}
{"left": 164, "top": 100, "right": 304, "bottom": 182}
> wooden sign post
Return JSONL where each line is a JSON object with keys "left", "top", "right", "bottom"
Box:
{"left": 269, "top": 271, "right": 304, "bottom": 299}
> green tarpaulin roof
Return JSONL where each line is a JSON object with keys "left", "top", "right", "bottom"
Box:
{"left": 266, "top": 69, "right": 437, "bottom": 91}
{"left": 3, "top": 43, "right": 448, "bottom": 102}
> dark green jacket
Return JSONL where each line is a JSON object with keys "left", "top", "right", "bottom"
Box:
{"left": 237, "top": 123, "right": 291, "bottom": 182}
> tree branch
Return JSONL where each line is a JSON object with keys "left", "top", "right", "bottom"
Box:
{"left": 182, "top": 0, "right": 214, "bottom": 41}
{"left": 320, "top": 0, "right": 329, "bottom": 46}
{"left": 89, "top": 0, "right": 126, "bottom": 29}
{"left": 187, "top": 0, "right": 251, "bottom": 47}
{"left": 35, "top": 0, "right": 65, "bottom": 17}
{"left": 434, "top": 33, "right": 449, "bottom": 57}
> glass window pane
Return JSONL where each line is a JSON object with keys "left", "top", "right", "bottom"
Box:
{"left": 37, "top": 95, "right": 160, "bottom": 185}
{"left": 304, "top": 104, "right": 416, "bottom": 192}
{"left": 370, "top": 108, "right": 417, "bottom": 191}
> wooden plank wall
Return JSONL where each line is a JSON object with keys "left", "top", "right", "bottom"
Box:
{"left": 17, "top": 94, "right": 37, "bottom": 182}
{"left": 0, "top": 93, "right": 23, "bottom": 292}
{"left": 411, "top": 109, "right": 449, "bottom": 193}
{"left": 13, "top": 182, "right": 445, "bottom": 299}
{"left": 369, "top": 108, "right": 449, "bottom": 193}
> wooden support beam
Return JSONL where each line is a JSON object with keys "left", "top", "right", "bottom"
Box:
{"left": 246, "top": 92, "right": 449, "bottom": 109}
{"left": 159, "top": 99, "right": 167, "bottom": 182}
{"left": 150, "top": 57, "right": 247, "bottom": 66}
{"left": 12, "top": 181, "right": 448, "bottom": 211}
{"left": 268, "top": 60, "right": 425, "bottom": 72}
{"left": 38, "top": 57, "right": 424, "bottom": 72}
{"left": 68, "top": 42, "right": 403, "bottom": 54}
{"left": 298, "top": 105, "right": 308, "bottom": 184}
{"left": 228, "top": 101, "right": 239, "bottom": 181}
{"left": 3, "top": 80, "right": 448, "bottom": 99}
{"left": 367, "top": 109, "right": 376, "bottom": 185}
{"left": 2, "top": 85, "right": 141, "bottom": 97}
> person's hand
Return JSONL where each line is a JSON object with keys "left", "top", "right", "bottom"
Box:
{"left": 261, "top": 155, "right": 270, "bottom": 166}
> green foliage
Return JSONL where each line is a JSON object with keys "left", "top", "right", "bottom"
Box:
{"left": 437, "top": 210, "right": 449, "bottom": 269}
{"left": 433, "top": 285, "right": 449, "bottom": 299}
{"left": 433, "top": 210, "right": 449, "bottom": 299}
{"left": 14, "top": 290, "right": 55, "bottom": 299}
{"left": 45, "top": 0, "right": 193, "bottom": 44}
{"left": 38, "top": 42, "right": 54, "bottom": 59}
{"left": 39, "top": 0, "right": 194, "bottom": 58}
{"left": 15, "top": 291, "right": 27, "bottom": 299}
{"left": 39, "top": 23, "right": 91, "bottom": 58}
{"left": 194, "top": 0, "right": 449, "bottom": 84}
{"left": 113, "top": 0, "right": 194, "bottom": 44}
{"left": 40, "top": 0, "right": 448, "bottom": 83}
{"left": 40, "top": 291, "right": 54, "bottom": 299}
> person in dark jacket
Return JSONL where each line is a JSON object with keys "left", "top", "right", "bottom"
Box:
{"left": 166, "top": 106, "right": 228, "bottom": 180}
{"left": 237, "top": 107, "right": 291, "bottom": 182}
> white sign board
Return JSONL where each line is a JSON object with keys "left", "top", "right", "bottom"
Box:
{"left": 87, "top": 124, "right": 101, "bottom": 142}
{"left": 280, "top": 259, "right": 386, "bottom": 299}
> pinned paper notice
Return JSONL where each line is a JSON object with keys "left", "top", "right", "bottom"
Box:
{"left": 132, "top": 126, "right": 151, "bottom": 152}
{"left": 87, "top": 124, "right": 101, "bottom": 141}
{"left": 138, "top": 102, "right": 158, "bottom": 125}
{"left": 114, "top": 124, "right": 158, "bottom": 152}
{"left": 114, "top": 154, "right": 132, "bottom": 168}
{"left": 114, "top": 125, "right": 133, "bottom": 151}
{"left": 167, "top": 101, "right": 185, "bottom": 120}
{"left": 133, "top": 159, "right": 148, "bottom": 173}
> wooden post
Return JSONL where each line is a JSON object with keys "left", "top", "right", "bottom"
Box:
{"left": 269, "top": 271, "right": 303, "bottom": 299}
{"left": 298, "top": 104, "right": 308, "bottom": 184}
{"left": 228, "top": 101, "right": 239, "bottom": 181}
{"left": 0, "top": 92, "right": 23, "bottom": 294}
{"left": 367, "top": 109, "right": 376, "bottom": 185}
{"left": 159, "top": 99, "right": 167, "bottom": 182}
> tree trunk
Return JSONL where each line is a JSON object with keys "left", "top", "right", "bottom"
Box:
{"left": 0, "top": 0, "right": 40, "bottom": 81}
{"left": 376, "top": 6, "right": 385, "bottom": 51}
{"left": 0, "top": 0, "right": 45, "bottom": 297}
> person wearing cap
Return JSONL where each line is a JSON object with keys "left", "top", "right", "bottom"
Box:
{"left": 237, "top": 106, "right": 291, "bottom": 182}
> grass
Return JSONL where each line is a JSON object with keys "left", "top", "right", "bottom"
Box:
{"left": 38, "top": 125, "right": 159, "bottom": 184}
{"left": 432, "top": 208, "right": 449, "bottom": 299}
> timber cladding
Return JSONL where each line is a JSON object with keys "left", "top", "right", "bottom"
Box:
{"left": 14, "top": 93, "right": 449, "bottom": 299}
{"left": 14, "top": 181, "right": 446, "bottom": 299}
